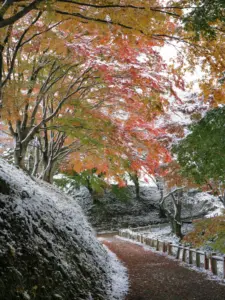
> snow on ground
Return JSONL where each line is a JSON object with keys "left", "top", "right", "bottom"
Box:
{"left": 143, "top": 223, "right": 197, "bottom": 244}
{"left": 117, "top": 236, "right": 225, "bottom": 285}
{"left": 99, "top": 239, "right": 129, "bottom": 300}
{"left": 144, "top": 226, "right": 180, "bottom": 244}
{"left": 123, "top": 224, "right": 194, "bottom": 245}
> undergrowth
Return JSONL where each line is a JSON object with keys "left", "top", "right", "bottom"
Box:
{"left": 183, "top": 212, "right": 225, "bottom": 253}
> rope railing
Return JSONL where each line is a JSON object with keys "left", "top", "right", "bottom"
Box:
{"left": 119, "top": 229, "right": 225, "bottom": 279}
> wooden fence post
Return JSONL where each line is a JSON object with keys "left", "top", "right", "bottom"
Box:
{"left": 223, "top": 256, "right": 225, "bottom": 279}
{"left": 189, "top": 248, "right": 193, "bottom": 265}
{"left": 151, "top": 239, "right": 154, "bottom": 248}
{"left": 143, "top": 235, "right": 146, "bottom": 244}
{"left": 196, "top": 250, "right": 201, "bottom": 268}
{"left": 156, "top": 239, "right": 159, "bottom": 251}
{"left": 204, "top": 252, "right": 209, "bottom": 270}
{"left": 168, "top": 243, "right": 172, "bottom": 256}
{"left": 163, "top": 242, "right": 166, "bottom": 253}
{"left": 182, "top": 247, "right": 186, "bottom": 262}
{"left": 210, "top": 252, "right": 217, "bottom": 275}
{"left": 176, "top": 245, "right": 181, "bottom": 260}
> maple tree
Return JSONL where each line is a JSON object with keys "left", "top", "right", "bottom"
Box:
{"left": 0, "top": 1, "right": 224, "bottom": 88}
{"left": 1, "top": 0, "right": 225, "bottom": 186}
{"left": 0, "top": 1, "right": 181, "bottom": 31}
{"left": 0, "top": 6, "right": 182, "bottom": 183}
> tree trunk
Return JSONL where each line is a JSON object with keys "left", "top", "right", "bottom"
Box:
{"left": 159, "top": 205, "right": 167, "bottom": 218}
{"left": 32, "top": 144, "right": 40, "bottom": 176}
{"left": 135, "top": 178, "right": 140, "bottom": 200}
{"left": 0, "top": 44, "right": 3, "bottom": 105}
{"left": 163, "top": 187, "right": 184, "bottom": 238}
{"left": 41, "top": 159, "right": 57, "bottom": 183}
{"left": 130, "top": 171, "right": 140, "bottom": 200}
{"left": 156, "top": 176, "right": 166, "bottom": 217}
{"left": 13, "top": 121, "right": 32, "bottom": 170}
{"left": 172, "top": 193, "right": 182, "bottom": 238}
{"left": 171, "top": 220, "right": 182, "bottom": 238}
{"left": 14, "top": 138, "right": 28, "bottom": 170}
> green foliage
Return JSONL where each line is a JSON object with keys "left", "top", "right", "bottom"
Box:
{"left": 54, "top": 169, "right": 107, "bottom": 195}
{"left": 110, "top": 185, "right": 131, "bottom": 202}
{"left": 173, "top": 106, "right": 225, "bottom": 185}
{"left": 74, "top": 169, "right": 107, "bottom": 195}
{"left": 182, "top": 0, "right": 225, "bottom": 40}
{"left": 53, "top": 175, "right": 76, "bottom": 190}
{"left": 183, "top": 214, "right": 225, "bottom": 253}
{"left": 54, "top": 172, "right": 132, "bottom": 203}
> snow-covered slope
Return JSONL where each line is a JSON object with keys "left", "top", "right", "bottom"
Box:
{"left": 65, "top": 182, "right": 223, "bottom": 232}
{"left": 67, "top": 185, "right": 163, "bottom": 231}
{"left": 0, "top": 158, "right": 122, "bottom": 300}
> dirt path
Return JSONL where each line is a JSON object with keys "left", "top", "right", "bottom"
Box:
{"left": 100, "top": 235, "right": 225, "bottom": 300}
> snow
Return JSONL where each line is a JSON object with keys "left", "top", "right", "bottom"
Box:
{"left": 120, "top": 225, "right": 181, "bottom": 245}
{"left": 99, "top": 239, "right": 129, "bottom": 300}
{"left": 194, "top": 193, "right": 225, "bottom": 218}
{"left": 144, "top": 226, "right": 180, "bottom": 244}
{"left": 206, "top": 207, "right": 224, "bottom": 218}
{"left": 118, "top": 190, "right": 224, "bottom": 245}
{"left": 117, "top": 236, "right": 225, "bottom": 284}
{"left": 0, "top": 158, "right": 128, "bottom": 299}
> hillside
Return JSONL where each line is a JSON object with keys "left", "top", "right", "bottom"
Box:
{"left": 61, "top": 179, "right": 222, "bottom": 232}
{"left": 0, "top": 158, "right": 126, "bottom": 300}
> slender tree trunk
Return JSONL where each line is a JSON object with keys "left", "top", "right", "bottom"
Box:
{"left": 130, "top": 171, "right": 140, "bottom": 200}
{"left": 41, "top": 158, "right": 57, "bottom": 183}
{"left": 14, "top": 137, "right": 28, "bottom": 170}
{"left": 13, "top": 120, "right": 33, "bottom": 170}
{"left": 32, "top": 143, "right": 40, "bottom": 176}
{"left": 156, "top": 176, "right": 167, "bottom": 217}
{"left": 171, "top": 193, "right": 182, "bottom": 238}
{"left": 0, "top": 44, "right": 3, "bottom": 105}
{"left": 170, "top": 219, "right": 182, "bottom": 238}
{"left": 162, "top": 187, "right": 184, "bottom": 238}
{"left": 159, "top": 205, "right": 167, "bottom": 218}
{"left": 27, "top": 152, "right": 34, "bottom": 174}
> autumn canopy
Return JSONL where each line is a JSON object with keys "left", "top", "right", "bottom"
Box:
{"left": 0, "top": 0, "right": 224, "bottom": 187}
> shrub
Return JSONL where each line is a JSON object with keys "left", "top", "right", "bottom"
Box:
{"left": 183, "top": 213, "right": 225, "bottom": 253}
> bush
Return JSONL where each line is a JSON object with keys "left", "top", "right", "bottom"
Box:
{"left": 183, "top": 213, "right": 225, "bottom": 253}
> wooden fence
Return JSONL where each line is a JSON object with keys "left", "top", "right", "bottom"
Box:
{"left": 119, "top": 229, "right": 225, "bottom": 279}
{"left": 129, "top": 223, "right": 171, "bottom": 233}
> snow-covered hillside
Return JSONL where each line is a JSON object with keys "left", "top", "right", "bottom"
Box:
{"left": 0, "top": 158, "right": 127, "bottom": 300}
{"left": 61, "top": 178, "right": 223, "bottom": 232}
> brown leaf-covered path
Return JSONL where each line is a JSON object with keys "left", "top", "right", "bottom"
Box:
{"left": 100, "top": 235, "right": 225, "bottom": 300}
